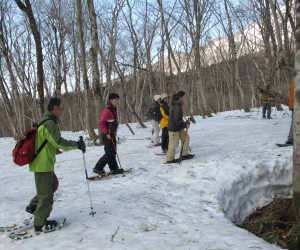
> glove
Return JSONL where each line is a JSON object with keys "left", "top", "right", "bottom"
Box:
{"left": 77, "top": 137, "right": 86, "bottom": 153}
{"left": 186, "top": 118, "right": 190, "bottom": 129}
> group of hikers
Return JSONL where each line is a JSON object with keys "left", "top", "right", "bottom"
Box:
{"left": 21, "top": 80, "right": 294, "bottom": 233}
{"left": 259, "top": 80, "right": 294, "bottom": 146}
{"left": 147, "top": 91, "right": 194, "bottom": 163}
{"left": 24, "top": 91, "right": 194, "bottom": 232}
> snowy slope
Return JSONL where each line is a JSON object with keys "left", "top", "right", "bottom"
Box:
{"left": 0, "top": 107, "right": 292, "bottom": 250}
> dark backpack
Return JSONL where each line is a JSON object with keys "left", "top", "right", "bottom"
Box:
{"left": 12, "top": 119, "right": 50, "bottom": 166}
{"left": 147, "top": 103, "right": 162, "bottom": 121}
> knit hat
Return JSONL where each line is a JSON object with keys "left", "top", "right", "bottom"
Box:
{"left": 160, "top": 93, "right": 169, "bottom": 100}
{"left": 154, "top": 95, "right": 161, "bottom": 101}
{"left": 109, "top": 93, "right": 120, "bottom": 100}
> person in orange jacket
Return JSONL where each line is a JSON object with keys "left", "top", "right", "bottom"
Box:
{"left": 286, "top": 80, "right": 294, "bottom": 145}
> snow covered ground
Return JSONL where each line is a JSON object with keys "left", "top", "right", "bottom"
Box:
{"left": 0, "top": 107, "right": 293, "bottom": 250}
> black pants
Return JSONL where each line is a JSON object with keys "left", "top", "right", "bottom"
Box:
{"left": 94, "top": 134, "right": 118, "bottom": 171}
{"left": 262, "top": 102, "right": 271, "bottom": 118}
{"left": 161, "top": 127, "right": 169, "bottom": 151}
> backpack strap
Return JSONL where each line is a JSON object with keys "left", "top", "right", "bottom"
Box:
{"left": 107, "top": 107, "right": 117, "bottom": 121}
{"left": 31, "top": 119, "right": 52, "bottom": 162}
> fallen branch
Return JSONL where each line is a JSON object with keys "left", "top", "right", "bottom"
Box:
{"left": 257, "top": 87, "right": 288, "bottom": 106}
{"left": 145, "top": 197, "right": 171, "bottom": 207}
{"left": 111, "top": 226, "right": 120, "bottom": 242}
{"left": 143, "top": 207, "right": 173, "bottom": 222}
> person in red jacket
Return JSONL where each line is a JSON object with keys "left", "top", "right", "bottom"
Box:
{"left": 93, "top": 93, "right": 123, "bottom": 175}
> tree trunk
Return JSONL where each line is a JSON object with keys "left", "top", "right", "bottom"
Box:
{"left": 224, "top": 0, "right": 248, "bottom": 111}
{"left": 115, "top": 62, "right": 147, "bottom": 128}
{"left": 292, "top": 0, "right": 300, "bottom": 223}
{"left": 76, "top": 0, "right": 97, "bottom": 141}
{"left": 87, "top": 0, "right": 103, "bottom": 139}
{"left": 14, "top": 0, "right": 45, "bottom": 114}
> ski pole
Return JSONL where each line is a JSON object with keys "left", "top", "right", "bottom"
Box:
{"left": 111, "top": 135, "right": 123, "bottom": 170}
{"left": 179, "top": 120, "right": 190, "bottom": 158}
{"left": 80, "top": 136, "right": 96, "bottom": 217}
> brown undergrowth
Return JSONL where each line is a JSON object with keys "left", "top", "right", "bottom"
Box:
{"left": 240, "top": 198, "right": 300, "bottom": 249}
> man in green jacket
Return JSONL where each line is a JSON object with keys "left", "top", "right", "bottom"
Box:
{"left": 26, "top": 97, "right": 86, "bottom": 232}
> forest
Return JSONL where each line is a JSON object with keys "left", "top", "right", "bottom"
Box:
{"left": 0, "top": 0, "right": 295, "bottom": 139}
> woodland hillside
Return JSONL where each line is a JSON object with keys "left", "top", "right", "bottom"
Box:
{"left": 0, "top": 0, "right": 295, "bottom": 138}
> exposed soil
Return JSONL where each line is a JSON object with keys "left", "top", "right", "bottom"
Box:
{"left": 240, "top": 198, "right": 299, "bottom": 249}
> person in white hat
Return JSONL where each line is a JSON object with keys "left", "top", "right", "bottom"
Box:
{"left": 148, "top": 95, "right": 162, "bottom": 146}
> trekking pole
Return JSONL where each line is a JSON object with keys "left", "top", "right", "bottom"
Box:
{"left": 111, "top": 136, "right": 123, "bottom": 170}
{"left": 179, "top": 119, "right": 190, "bottom": 158}
{"left": 80, "top": 136, "right": 96, "bottom": 217}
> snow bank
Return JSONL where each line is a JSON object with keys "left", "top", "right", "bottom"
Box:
{"left": 219, "top": 156, "right": 293, "bottom": 223}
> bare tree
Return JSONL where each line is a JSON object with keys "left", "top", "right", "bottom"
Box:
{"left": 14, "top": 0, "right": 45, "bottom": 114}
{"left": 179, "top": 0, "right": 216, "bottom": 115}
{"left": 0, "top": 4, "right": 20, "bottom": 137}
{"left": 76, "top": 0, "right": 97, "bottom": 141}
{"left": 87, "top": 0, "right": 103, "bottom": 138}
{"left": 291, "top": 0, "right": 300, "bottom": 226}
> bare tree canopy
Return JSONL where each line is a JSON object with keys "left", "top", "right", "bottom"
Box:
{"left": 0, "top": 0, "right": 296, "bottom": 138}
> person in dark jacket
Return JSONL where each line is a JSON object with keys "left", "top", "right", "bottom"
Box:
{"left": 166, "top": 91, "right": 194, "bottom": 163}
{"left": 149, "top": 95, "right": 162, "bottom": 146}
{"left": 159, "top": 93, "right": 170, "bottom": 153}
{"left": 260, "top": 85, "right": 272, "bottom": 119}
{"left": 93, "top": 93, "right": 124, "bottom": 175}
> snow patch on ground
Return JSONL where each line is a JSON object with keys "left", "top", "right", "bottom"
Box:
{"left": 0, "top": 107, "right": 293, "bottom": 249}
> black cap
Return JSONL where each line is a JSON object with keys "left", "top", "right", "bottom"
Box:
{"left": 109, "top": 93, "right": 120, "bottom": 100}
{"left": 177, "top": 91, "right": 185, "bottom": 97}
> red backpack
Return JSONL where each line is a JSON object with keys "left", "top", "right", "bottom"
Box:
{"left": 12, "top": 119, "right": 50, "bottom": 166}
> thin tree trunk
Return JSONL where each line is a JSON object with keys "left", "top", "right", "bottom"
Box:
{"left": 87, "top": 0, "right": 103, "bottom": 139}
{"left": 76, "top": 0, "right": 97, "bottom": 141}
{"left": 14, "top": 0, "right": 45, "bottom": 114}
{"left": 292, "top": 0, "right": 300, "bottom": 223}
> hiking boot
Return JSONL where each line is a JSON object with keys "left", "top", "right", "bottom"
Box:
{"left": 45, "top": 220, "right": 57, "bottom": 230}
{"left": 166, "top": 159, "right": 181, "bottom": 164}
{"left": 111, "top": 168, "right": 124, "bottom": 175}
{"left": 35, "top": 220, "right": 58, "bottom": 232}
{"left": 162, "top": 149, "right": 167, "bottom": 154}
{"left": 93, "top": 168, "right": 106, "bottom": 176}
{"left": 25, "top": 203, "right": 37, "bottom": 214}
{"left": 34, "top": 225, "right": 43, "bottom": 232}
{"left": 181, "top": 154, "right": 195, "bottom": 160}
{"left": 286, "top": 140, "right": 293, "bottom": 145}
{"left": 267, "top": 116, "right": 271, "bottom": 119}
{"left": 262, "top": 115, "right": 266, "bottom": 118}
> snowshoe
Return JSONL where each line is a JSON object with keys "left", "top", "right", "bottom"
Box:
{"left": 165, "top": 158, "right": 181, "bottom": 164}
{"left": 111, "top": 168, "right": 124, "bottom": 175}
{"left": 180, "top": 154, "right": 195, "bottom": 160}
{"left": 92, "top": 168, "right": 106, "bottom": 176}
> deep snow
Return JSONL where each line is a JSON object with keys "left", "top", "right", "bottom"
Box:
{"left": 0, "top": 107, "right": 293, "bottom": 250}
